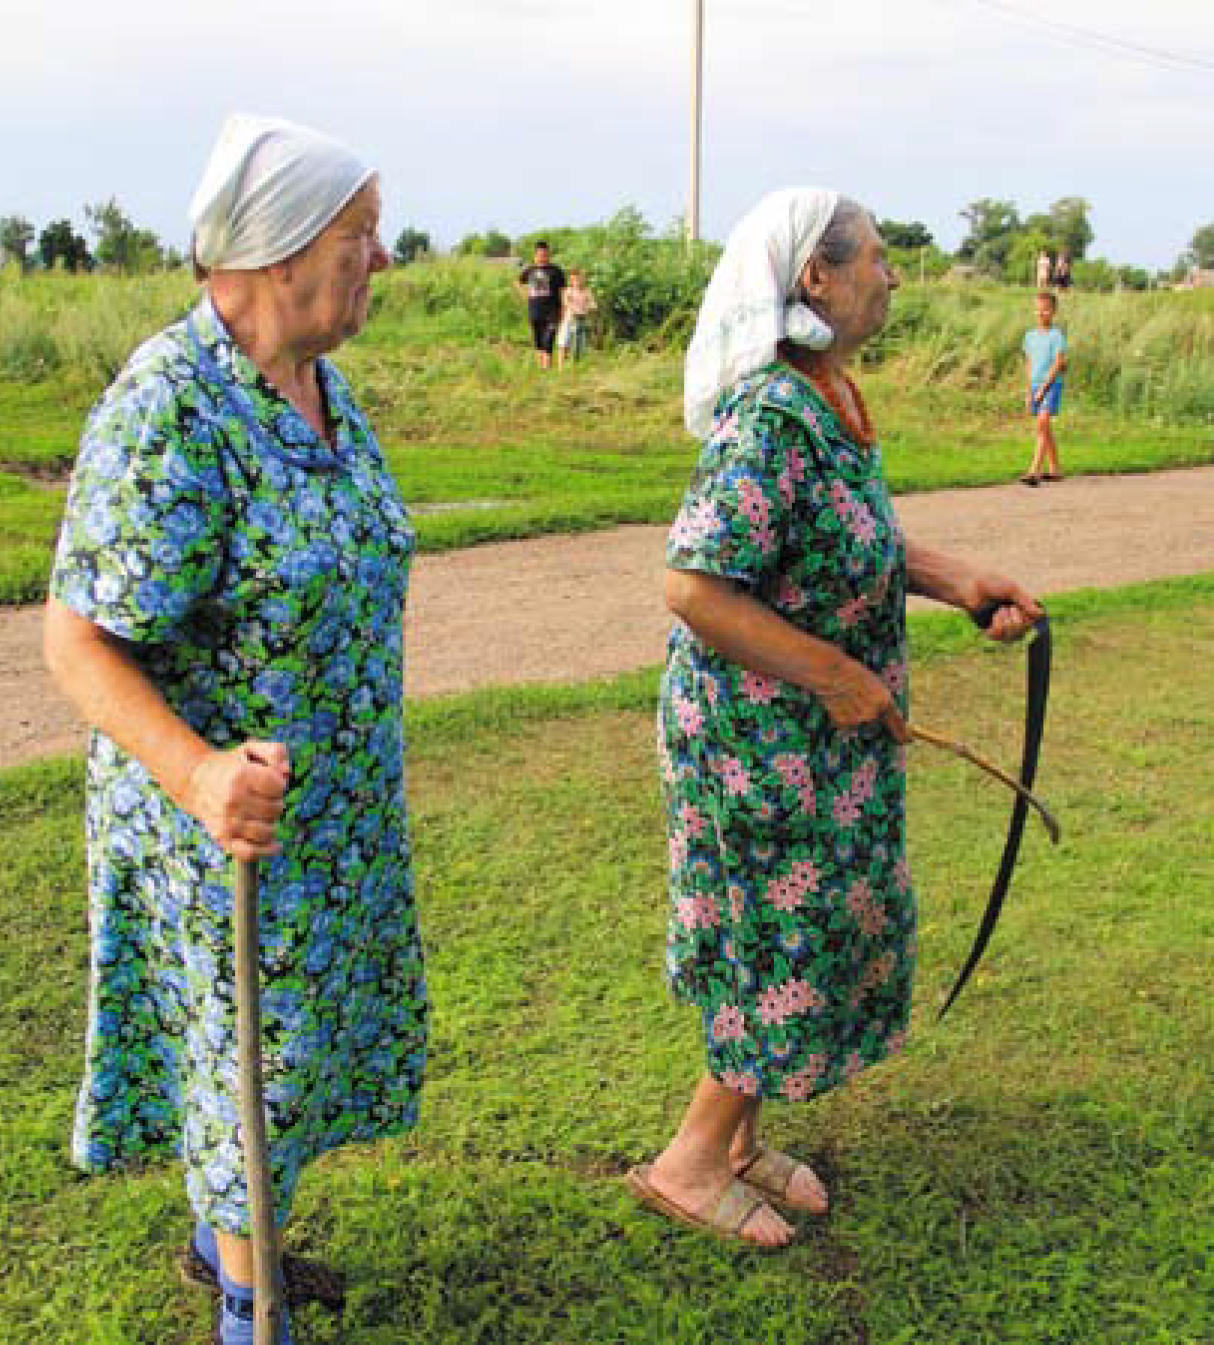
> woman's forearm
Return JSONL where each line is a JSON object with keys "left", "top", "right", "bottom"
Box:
{"left": 665, "top": 569, "right": 905, "bottom": 733}
{"left": 666, "top": 569, "right": 853, "bottom": 693}
{"left": 43, "top": 595, "right": 210, "bottom": 807}
{"left": 905, "top": 540, "right": 1043, "bottom": 641}
{"left": 905, "top": 540, "right": 980, "bottom": 609}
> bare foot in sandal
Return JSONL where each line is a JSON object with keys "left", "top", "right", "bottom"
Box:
{"left": 731, "top": 1143, "right": 829, "bottom": 1215}
{"left": 640, "top": 1148, "right": 797, "bottom": 1247}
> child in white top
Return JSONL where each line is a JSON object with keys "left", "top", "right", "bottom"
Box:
{"left": 557, "top": 269, "right": 596, "bottom": 369}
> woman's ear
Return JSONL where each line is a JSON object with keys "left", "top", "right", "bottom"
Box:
{"left": 798, "top": 253, "right": 830, "bottom": 302}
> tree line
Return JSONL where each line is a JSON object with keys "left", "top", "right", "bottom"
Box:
{"left": 392, "top": 198, "right": 1214, "bottom": 294}
{"left": 883, "top": 196, "right": 1212, "bottom": 290}
{"left": 3, "top": 194, "right": 1212, "bottom": 288}
{"left": 0, "top": 200, "right": 183, "bottom": 273}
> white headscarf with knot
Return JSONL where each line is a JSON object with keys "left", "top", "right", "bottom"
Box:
{"left": 189, "top": 113, "right": 374, "bottom": 271}
{"left": 683, "top": 187, "right": 840, "bottom": 438}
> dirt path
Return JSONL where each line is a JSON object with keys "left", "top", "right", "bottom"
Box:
{"left": 5, "top": 466, "right": 1213, "bottom": 770}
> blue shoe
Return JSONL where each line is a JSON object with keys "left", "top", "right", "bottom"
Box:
{"left": 217, "top": 1266, "right": 293, "bottom": 1345}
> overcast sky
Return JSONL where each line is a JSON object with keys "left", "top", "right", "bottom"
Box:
{"left": 3, "top": 0, "right": 1210, "bottom": 269}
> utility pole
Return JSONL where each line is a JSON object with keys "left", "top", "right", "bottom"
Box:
{"left": 689, "top": 0, "right": 703, "bottom": 242}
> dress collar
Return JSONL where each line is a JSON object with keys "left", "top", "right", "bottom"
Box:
{"left": 189, "top": 294, "right": 351, "bottom": 467}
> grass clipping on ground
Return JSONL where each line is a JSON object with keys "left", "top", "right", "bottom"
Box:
{"left": 1, "top": 585, "right": 1212, "bottom": 1344}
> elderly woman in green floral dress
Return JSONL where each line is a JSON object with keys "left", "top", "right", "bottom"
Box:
{"left": 44, "top": 115, "right": 428, "bottom": 1342}
{"left": 627, "top": 188, "right": 1041, "bottom": 1248}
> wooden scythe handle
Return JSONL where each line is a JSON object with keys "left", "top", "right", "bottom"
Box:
{"left": 233, "top": 857, "right": 283, "bottom": 1345}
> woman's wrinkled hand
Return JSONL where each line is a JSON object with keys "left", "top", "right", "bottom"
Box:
{"left": 966, "top": 572, "right": 1043, "bottom": 642}
{"left": 816, "top": 653, "right": 909, "bottom": 742}
{"left": 183, "top": 741, "right": 290, "bottom": 860}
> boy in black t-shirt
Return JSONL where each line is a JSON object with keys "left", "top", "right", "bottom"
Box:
{"left": 517, "top": 241, "right": 566, "bottom": 368}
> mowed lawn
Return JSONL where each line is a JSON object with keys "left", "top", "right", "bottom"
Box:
{"left": 2, "top": 578, "right": 1212, "bottom": 1344}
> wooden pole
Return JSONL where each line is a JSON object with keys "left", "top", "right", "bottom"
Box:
{"left": 233, "top": 858, "right": 283, "bottom": 1345}
{"left": 689, "top": 0, "right": 703, "bottom": 242}
{"left": 909, "top": 724, "right": 1061, "bottom": 843}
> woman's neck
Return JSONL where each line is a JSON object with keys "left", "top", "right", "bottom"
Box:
{"left": 209, "top": 279, "right": 324, "bottom": 422}
{"left": 776, "top": 340, "right": 848, "bottom": 385}
{"left": 776, "top": 340, "right": 874, "bottom": 446}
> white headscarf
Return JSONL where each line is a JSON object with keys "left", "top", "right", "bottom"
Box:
{"left": 189, "top": 113, "right": 374, "bottom": 271}
{"left": 683, "top": 187, "right": 840, "bottom": 438}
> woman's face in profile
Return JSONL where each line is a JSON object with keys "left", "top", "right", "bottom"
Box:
{"left": 286, "top": 179, "right": 391, "bottom": 351}
{"left": 804, "top": 217, "right": 899, "bottom": 353}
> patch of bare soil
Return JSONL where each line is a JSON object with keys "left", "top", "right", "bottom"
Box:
{"left": 4, "top": 466, "right": 1213, "bottom": 771}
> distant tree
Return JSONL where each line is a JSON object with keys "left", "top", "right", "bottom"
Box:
{"left": 1116, "top": 264, "right": 1149, "bottom": 292}
{"left": 1046, "top": 196, "right": 1094, "bottom": 260}
{"left": 38, "top": 218, "right": 91, "bottom": 271}
{"left": 879, "top": 218, "right": 933, "bottom": 251}
{"left": 393, "top": 226, "right": 431, "bottom": 264}
{"left": 454, "top": 228, "right": 511, "bottom": 259}
{"left": 957, "top": 198, "right": 1021, "bottom": 273}
{"left": 1072, "top": 257, "right": 1117, "bottom": 292}
{"left": 85, "top": 197, "right": 164, "bottom": 272}
{"left": 1186, "top": 222, "right": 1214, "bottom": 270}
{"left": 0, "top": 214, "right": 35, "bottom": 268}
{"left": 482, "top": 228, "right": 511, "bottom": 258}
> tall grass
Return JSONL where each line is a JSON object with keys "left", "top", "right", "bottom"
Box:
{"left": 869, "top": 282, "right": 1214, "bottom": 421}
{"left": 5, "top": 263, "right": 1213, "bottom": 422}
{"left": 0, "top": 268, "right": 195, "bottom": 387}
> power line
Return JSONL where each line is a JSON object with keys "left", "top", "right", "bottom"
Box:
{"left": 938, "top": 0, "right": 1214, "bottom": 76}
{"left": 714, "top": 0, "right": 1214, "bottom": 76}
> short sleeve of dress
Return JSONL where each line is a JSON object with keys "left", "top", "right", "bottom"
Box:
{"left": 50, "top": 363, "right": 229, "bottom": 644}
{"left": 666, "top": 387, "right": 796, "bottom": 591}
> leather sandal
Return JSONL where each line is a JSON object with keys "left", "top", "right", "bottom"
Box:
{"left": 625, "top": 1164, "right": 789, "bottom": 1247}
{"left": 735, "top": 1144, "right": 829, "bottom": 1215}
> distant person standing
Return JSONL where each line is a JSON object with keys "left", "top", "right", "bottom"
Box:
{"left": 1020, "top": 290, "right": 1068, "bottom": 486}
{"left": 517, "top": 240, "right": 566, "bottom": 369}
{"left": 1052, "top": 250, "right": 1072, "bottom": 290}
{"left": 1035, "top": 248, "right": 1052, "bottom": 289}
{"left": 556, "top": 268, "right": 596, "bottom": 369}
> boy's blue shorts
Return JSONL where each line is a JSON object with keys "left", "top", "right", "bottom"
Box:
{"left": 1031, "top": 382, "right": 1063, "bottom": 415}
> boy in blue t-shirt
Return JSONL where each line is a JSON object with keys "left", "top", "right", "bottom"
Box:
{"left": 1020, "top": 291, "right": 1068, "bottom": 485}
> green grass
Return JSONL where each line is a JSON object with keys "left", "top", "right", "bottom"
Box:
{"left": 3, "top": 576, "right": 1213, "bottom": 1343}
{"left": 1, "top": 269, "right": 1211, "bottom": 603}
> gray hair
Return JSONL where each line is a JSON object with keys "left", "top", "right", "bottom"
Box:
{"left": 813, "top": 198, "right": 871, "bottom": 268}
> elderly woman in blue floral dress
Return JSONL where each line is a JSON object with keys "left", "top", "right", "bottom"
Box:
{"left": 44, "top": 115, "right": 428, "bottom": 1342}
{"left": 627, "top": 189, "right": 1042, "bottom": 1249}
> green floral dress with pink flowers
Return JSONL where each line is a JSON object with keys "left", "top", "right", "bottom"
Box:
{"left": 659, "top": 363, "right": 914, "bottom": 1100}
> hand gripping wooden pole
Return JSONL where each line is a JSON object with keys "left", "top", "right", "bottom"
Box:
{"left": 233, "top": 857, "right": 283, "bottom": 1345}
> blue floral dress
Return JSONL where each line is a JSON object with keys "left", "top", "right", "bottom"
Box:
{"left": 659, "top": 364, "right": 914, "bottom": 1101}
{"left": 51, "top": 297, "right": 428, "bottom": 1232}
